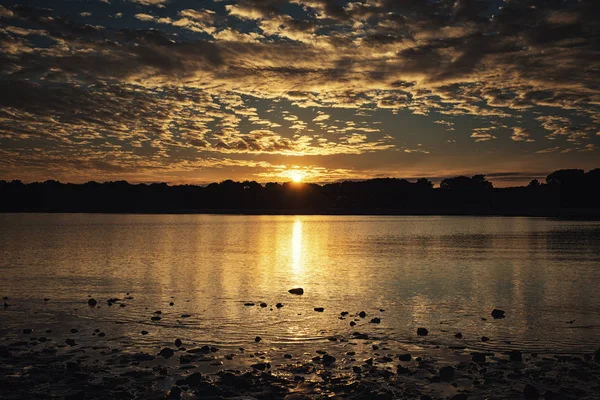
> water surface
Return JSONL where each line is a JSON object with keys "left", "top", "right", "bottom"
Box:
{"left": 1, "top": 214, "right": 599, "bottom": 355}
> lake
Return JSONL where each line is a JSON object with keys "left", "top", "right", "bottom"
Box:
{"left": 1, "top": 214, "right": 599, "bottom": 357}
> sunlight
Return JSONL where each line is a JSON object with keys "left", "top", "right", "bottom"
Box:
{"left": 291, "top": 219, "right": 303, "bottom": 273}
{"left": 289, "top": 170, "right": 305, "bottom": 183}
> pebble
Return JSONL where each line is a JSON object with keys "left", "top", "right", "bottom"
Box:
{"left": 481, "top": 336, "right": 490, "bottom": 342}
{"left": 87, "top": 298, "right": 97, "bottom": 307}
{"left": 288, "top": 288, "right": 304, "bottom": 295}
{"left": 398, "top": 354, "right": 412, "bottom": 361}
{"left": 65, "top": 339, "right": 77, "bottom": 346}
{"left": 370, "top": 317, "right": 381, "bottom": 324}
{"left": 141, "top": 330, "right": 148, "bottom": 335}
{"left": 358, "top": 311, "right": 367, "bottom": 318}
{"left": 174, "top": 339, "right": 182, "bottom": 347}
{"left": 491, "top": 309, "right": 506, "bottom": 319}
{"left": 322, "top": 354, "right": 336, "bottom": 364}
{"left": 255, "top": 336, "right": 262, "bottom": 343}
{"left": 455, "top": 332, "right": 463, "bottom": 339}
{"left": 417, "top": 328, "right": 429, "bottom": 336}
{"left": 276, "top": 303, "right": 283, "bottom": 308}
{"left": 23, "top": 329, "right": 33, "bottom": 334}
{"left": 159, "top": 348, "right": 175, "bottom": 359}
{"left": 314, "top": 307, "right": 324, "bottom": 312}
{"left": 260, "top": 302, "right": 268, "bottom": 308}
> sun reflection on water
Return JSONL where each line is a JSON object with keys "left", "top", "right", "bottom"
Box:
{"left": 291, "top": 219, "right": 303, "bottom": 273}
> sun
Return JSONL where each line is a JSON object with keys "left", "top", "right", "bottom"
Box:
{"left": 290, "top": 170, "right": 304, "bottom": 183}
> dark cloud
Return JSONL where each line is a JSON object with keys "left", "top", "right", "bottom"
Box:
{"left": 0, "top": 0, "right": 598, "bottom": 183}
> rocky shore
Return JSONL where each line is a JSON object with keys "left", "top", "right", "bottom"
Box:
{"left": 1, "top": 293, "right": 599, "bottom": 400}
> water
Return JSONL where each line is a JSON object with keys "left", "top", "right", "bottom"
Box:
{"left": 1, "top": 214, "right": 599, "bottom": 355}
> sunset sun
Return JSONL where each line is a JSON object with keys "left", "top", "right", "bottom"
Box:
{"left": 290, "top": 170, "right": 304, "bottom": 183}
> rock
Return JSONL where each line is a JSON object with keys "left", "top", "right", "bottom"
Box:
{"left": 350, "top": 321, "right": 356, "bottom": 326}
{"left": 98, "top": 332, "right": 105, "bottom": 337}
{"left": 88, "top": 298, "right": 97, "bottom": 307}
{"left": 260, "top": 302, "right": 268, "bottom": 308}
{"left": 455, "top": 332, "right": 463, "bottom": 339}
{"left": 71, "top": 329, "right": 78, "bottom": 334}
{"left": 398, "top": 354, "right": 412, "bottom": 361}
{"left": 372, "top": 344, "right": 379, "bottom": 350}
{"left": 359, "top": 311, "right": 367, "bottom": 318}
{"left": 184, "top": 372, "right": 202, "bottom": 387}
{"left": 491, "top": 309, "right": 506, "bottom": 319}
{"left": 288, "top": 288, "right": 304, "bottom": 295}
{"left": 251, "top": 362, "right": 270, "bottom": 370}
{"left": 523, "top": 384, "right": 539, "bottom": 399}
{"left": 159, "top": 348, "right": 175, "bottom": 359}
{"left": 481, "top": 336, "right": 490, "bottom": 342}
{"left": 151, "top": 316, "right": 161, "bottom": 321}
{"left": 370, "top": 317, "right": 381, "bottom": 324}
{"left": 397, "top": 365, "right": 410, "bottom": 374}
{"left": 472, "top": 353, "right": 486, "bottom": 363}
{"left": 255, "top": 336, "right": 262, "bottom": 343}
{"left": 244, "top": 302, "right": 255, "bottom": 306}
{"left": 65, "top": 339, "right": 77, "bottom": 346}
{"left": 352, "top": 332, "right": 369, "bottom": 339}
{"left": 180, "top": 314, "right": 191, "bottom": 318}
{"left": 417, "top": 328, "right": 428, "bottom": 336}
{"left": 276, "top": 303, "right": 283, "bottom": 308}
{"left": 170, "top": 302, "right": 174, "bottom": 306}
{"left": 341, "top": 311, "right": 349, "bottom": 316}
{"left": 509, "top": 350, "right": 523, "bottom": 362}
{"left": 284, "top": 354, "right": 292, "bottom": 359}
{"left": 322, "top": 354, "right": 336, "bottom": 364}
{"left": 141, "top": 330, "right": 148, "bottom": 335}
{"left": 314, "top": 307, "right": 324, "bottom": 312}
{"left": 439, "top": 366, "right": 455, "bottom": 381}
{"left": 167, "top": 386, "right": 182, "bottom": 399}
{"left": 175, "top": 339, "right": 182, "bottom": 347}
{"left": 23, "top": 329, "right": 33, "bottom": 334}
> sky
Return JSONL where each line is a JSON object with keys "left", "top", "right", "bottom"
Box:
{"left": 0, "top": 0, "right": 598, "bottom": 186}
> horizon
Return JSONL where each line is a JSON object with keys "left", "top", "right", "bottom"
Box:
{"left": 2, "top": 168, "right": 586, "bottom": 188}
{"left": 1, "top": 1, "right": 599, "bottom": 186}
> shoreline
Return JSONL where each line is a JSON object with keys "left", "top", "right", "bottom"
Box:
{"left": 2, "top": 208, "right": 600, "bottom": 219}
{"left": 2, "top": 297, "right": 600, "bottom": 399}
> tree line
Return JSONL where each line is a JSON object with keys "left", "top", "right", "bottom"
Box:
{"left": 0, "top": 169, "right": 598, "bottom": 216}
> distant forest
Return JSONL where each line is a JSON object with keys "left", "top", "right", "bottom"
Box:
{"left": 1, "top": 169, "right": 599, "bottom": 216}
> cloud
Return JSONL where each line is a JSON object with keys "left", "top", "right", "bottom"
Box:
{"left": 511, "top": 127, "right": 534, "bottom": 142}
{"left": 0, "top": 0, "right": 598, "bottom": 183}
{"left": 470, "top": 128, "right": 497, "bottom": 142}
{"left": 130, "top": 0, "right": 168, "bottom": 6}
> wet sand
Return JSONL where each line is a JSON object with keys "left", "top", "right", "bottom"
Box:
{"left": 1, "top": 295, "right": 599, "bottom": 400}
